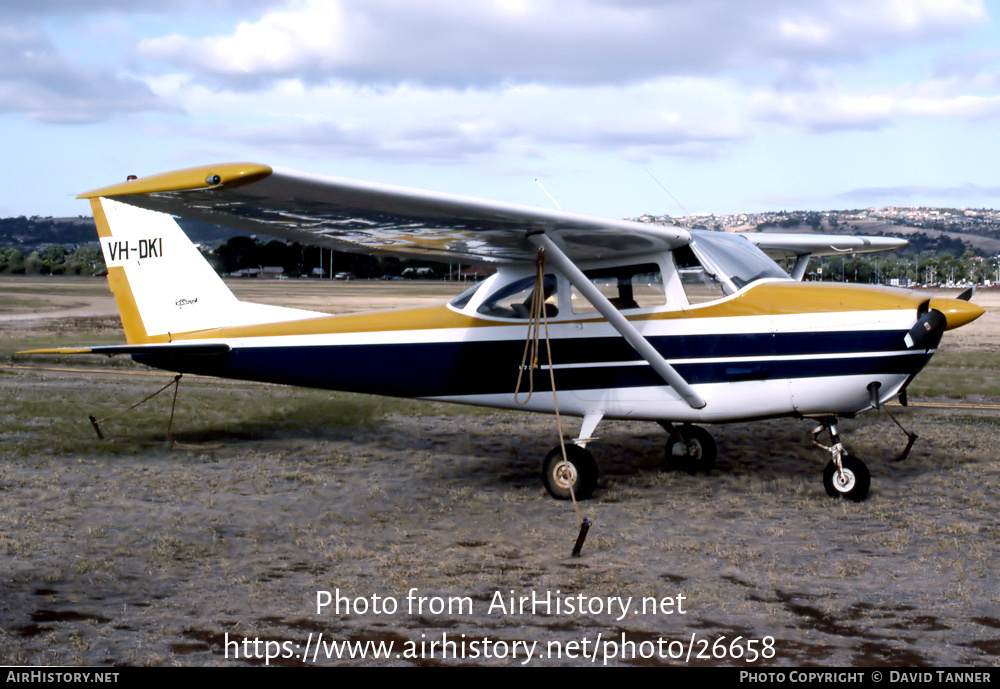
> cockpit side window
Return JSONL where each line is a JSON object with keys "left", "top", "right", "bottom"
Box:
{"left": 476, "top": 274, "right": 558, "bottom": 319}
{"left": 571, "top": 263, "right": 665, "bottom": 314}
{"left": 449, "top": 281, "right": 484, "bottom": 310}
{"left": 673, "top": 245, "right": 728, "bottom": 304}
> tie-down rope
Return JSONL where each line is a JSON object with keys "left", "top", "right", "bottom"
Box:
{"left": 513, "top": 249, "right": 583, "bottom": 528}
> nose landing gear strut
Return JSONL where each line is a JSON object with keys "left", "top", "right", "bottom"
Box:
{"left": 812, "top": 417, "right": 871, "bottom": 502}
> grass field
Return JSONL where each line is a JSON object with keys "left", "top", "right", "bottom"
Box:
{"left": 2, "top": 276, "right": 999, "bottom": 666}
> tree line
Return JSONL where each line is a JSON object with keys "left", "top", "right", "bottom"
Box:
{"left": 2, "top": 230, "right": 996, "bottom": 285}
{"left": 811, "top": 249, "right": 996, "bottom": 285}
{"left": 0, "top": 236, "right": 449, "bottom": 279}
{"left": 0, "top": 245, "right": 104, "bottom": 275}
{"left": 212, "top": 236, "right": 449, "bottom": 278}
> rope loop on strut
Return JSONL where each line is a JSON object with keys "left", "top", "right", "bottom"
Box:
{"left": 512, "top": 247, "right": 583, "bottom": 523}
{"left": 514, "top": 249, "right": 549, "bottom": 406}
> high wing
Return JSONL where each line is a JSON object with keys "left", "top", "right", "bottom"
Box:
{"left": 743, "top": 233, "right": 908, "bottom": 260}
{"left": 79, "top": 163, "right": 691, "bottom": 264}
{"left": 741, "top": 232, "right": 907, "bottom": 280}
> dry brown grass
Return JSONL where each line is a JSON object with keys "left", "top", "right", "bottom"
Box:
{"left": 1, "top": 279, "right": 999, "bottom": 666}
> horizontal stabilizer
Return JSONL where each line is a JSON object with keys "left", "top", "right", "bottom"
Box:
{"left": 18, "top": 343, "right": 230, "bottom": 356}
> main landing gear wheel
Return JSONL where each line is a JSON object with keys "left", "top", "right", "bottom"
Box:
{"left": 664, "top": 425, "right": 717, "bottom": 474}
{"left": 823, "top": 454, "right": 870, "bottom": 502}
{"left": 541, "top": 445, "right": 598, "bottom": 500}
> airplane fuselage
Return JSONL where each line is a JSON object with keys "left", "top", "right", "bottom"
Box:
{"left": 26, "top": 169, "right": 987, "bottom": 502}
{"left": 132, "top": 276, "right": 954, "bottom": 426}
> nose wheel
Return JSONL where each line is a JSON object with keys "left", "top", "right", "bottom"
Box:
{"left": 822, "top": 454, "right": 870, "bottom": 501}
{"left": 813, "top": 419, "right": 870, "bottom": 502}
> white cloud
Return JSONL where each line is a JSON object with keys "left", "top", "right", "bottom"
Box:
{"left": 750, "top": 90, "right": 896, "bottom": 133}
{"left": 750, "top": 76, "right": 1000, "bottom": 133}
{"left": 773, "top": 0, "right": 984, "bottom": 52}
{"left": 136, "top": 0, "right": 988, "bottom": 89}
{"left": 142, "top": 2, "right": 350, "bottom": 80}
{"left": 0, "top": 24, "right": 162, "bottom": 123}
{"left": 3, "top": 0, "right": 998, "bottom": 218}
{"left": 142, "top": 74, "right": 749, "bottom": 164}
{"left": 2, "top": 0, "right": 282, "bottom": 16}
{"left": 6, "top": 0, "right": 991, "bottom": 138}
{"left": 124, "top": 0, "right": 996, "bottom": 171}
{"left": 838, "top": 183, "right": 1000, "bottom": 203}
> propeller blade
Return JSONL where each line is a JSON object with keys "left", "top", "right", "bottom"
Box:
{"left": 904, "top": 309, "right": 946, "bottom": 349}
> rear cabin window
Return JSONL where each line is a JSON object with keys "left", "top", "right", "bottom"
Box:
{"left": 571, "top": 263, "right": 665, "bottom": 314}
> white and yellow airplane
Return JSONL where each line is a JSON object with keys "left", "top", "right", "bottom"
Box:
{"left": 29, "top": 163, "right": 984, "bottom": 502}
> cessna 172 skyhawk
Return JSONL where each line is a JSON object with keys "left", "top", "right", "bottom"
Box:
{"left": 29, "top": 163, "right": 984, "bottom": 502}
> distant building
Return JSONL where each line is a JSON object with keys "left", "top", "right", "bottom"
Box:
{"left": 458, "top": 265, "right": 495, "bottom": 280}
{"left": 231, "top": 266, "right": 284, "bottom": 279}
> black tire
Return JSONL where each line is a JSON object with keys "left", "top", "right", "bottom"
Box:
{"left": 541, "top": 445, "right": 598, "bottom": 500}
{"left": 823, "top": 454, "right": 871, "bottom": 502}
{"left": 664, "top": 425, "right": 717, "bottom": 474}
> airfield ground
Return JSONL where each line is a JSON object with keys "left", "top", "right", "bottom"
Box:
{"left": 1, "top": 276, "right": 998, "bottom": 666}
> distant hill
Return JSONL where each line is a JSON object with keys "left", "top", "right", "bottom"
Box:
{"left": 639, "top": 207, "right": 1000, "bottom": 258}
{"left": 8, "top": 207, "right": 1000, "bottom": 258}
{"left": 737, "top": 219, "right": 1000, "bottom": 256}
{"left": 0, "top": 216, "right": 96, "bottom": 248}
{"left": 0, "top": 215, "right": 245, "bottom": 249}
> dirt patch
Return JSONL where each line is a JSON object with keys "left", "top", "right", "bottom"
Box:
{"left": 1, "top": 365, "right": 999, "bottom": 666}
{"left": 2, "top": 281, "right": 999, "bottom": 666}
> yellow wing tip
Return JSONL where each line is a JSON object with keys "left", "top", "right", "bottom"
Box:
{"left": 77, "top": 162, "right": 272, "bottom": 199}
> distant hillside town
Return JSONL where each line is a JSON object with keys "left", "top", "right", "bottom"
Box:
{"left": 639, "top": 206, "right": 1000, "bottom": 286}
{"left": 2, "top": 206, "right": 1000, "bottom": 286}
{"left": 636, "top": 206, "right": 1000, "bottom": 255}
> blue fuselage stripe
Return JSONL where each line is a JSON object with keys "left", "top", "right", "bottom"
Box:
{"left": 133, "top": 328, "right": 938, "bottom": 398}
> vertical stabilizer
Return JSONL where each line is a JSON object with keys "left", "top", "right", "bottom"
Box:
{"left": 92, "top": 197, "right": 321, "bottom": 343}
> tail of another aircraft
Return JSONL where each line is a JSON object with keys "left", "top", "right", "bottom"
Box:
{"left": 92, "top": 197, "right": 321, "bottom": 344}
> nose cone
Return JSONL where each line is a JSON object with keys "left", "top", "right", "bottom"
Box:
{"left": 928, "top": 297, "right": 985, "bottom": 331}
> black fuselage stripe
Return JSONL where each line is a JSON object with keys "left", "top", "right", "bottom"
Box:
{"left": 132, "top": 329, "right": 938, "bottom": 398}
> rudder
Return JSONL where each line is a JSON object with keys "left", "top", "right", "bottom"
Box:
{"left": 93, "top": 197, "right": 320, "bottom": 343}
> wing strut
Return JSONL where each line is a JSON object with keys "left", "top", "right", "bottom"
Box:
{"left": 790, "top": 254, "right": 811, "bottom": 281}
{"left": 527, "top": 232, "right": 707, "bottom": 410}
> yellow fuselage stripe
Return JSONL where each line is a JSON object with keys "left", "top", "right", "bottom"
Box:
{"left": 161, "top": 282, "right": 933, "bottom": 342}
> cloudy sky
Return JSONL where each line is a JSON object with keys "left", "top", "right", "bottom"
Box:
{"left": 3, "top": 0, "right": 1000, "bottom": 220}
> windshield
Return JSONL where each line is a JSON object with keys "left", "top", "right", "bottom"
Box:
{"left": 689, "top": 231, "right": 789, "bottom": 292}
